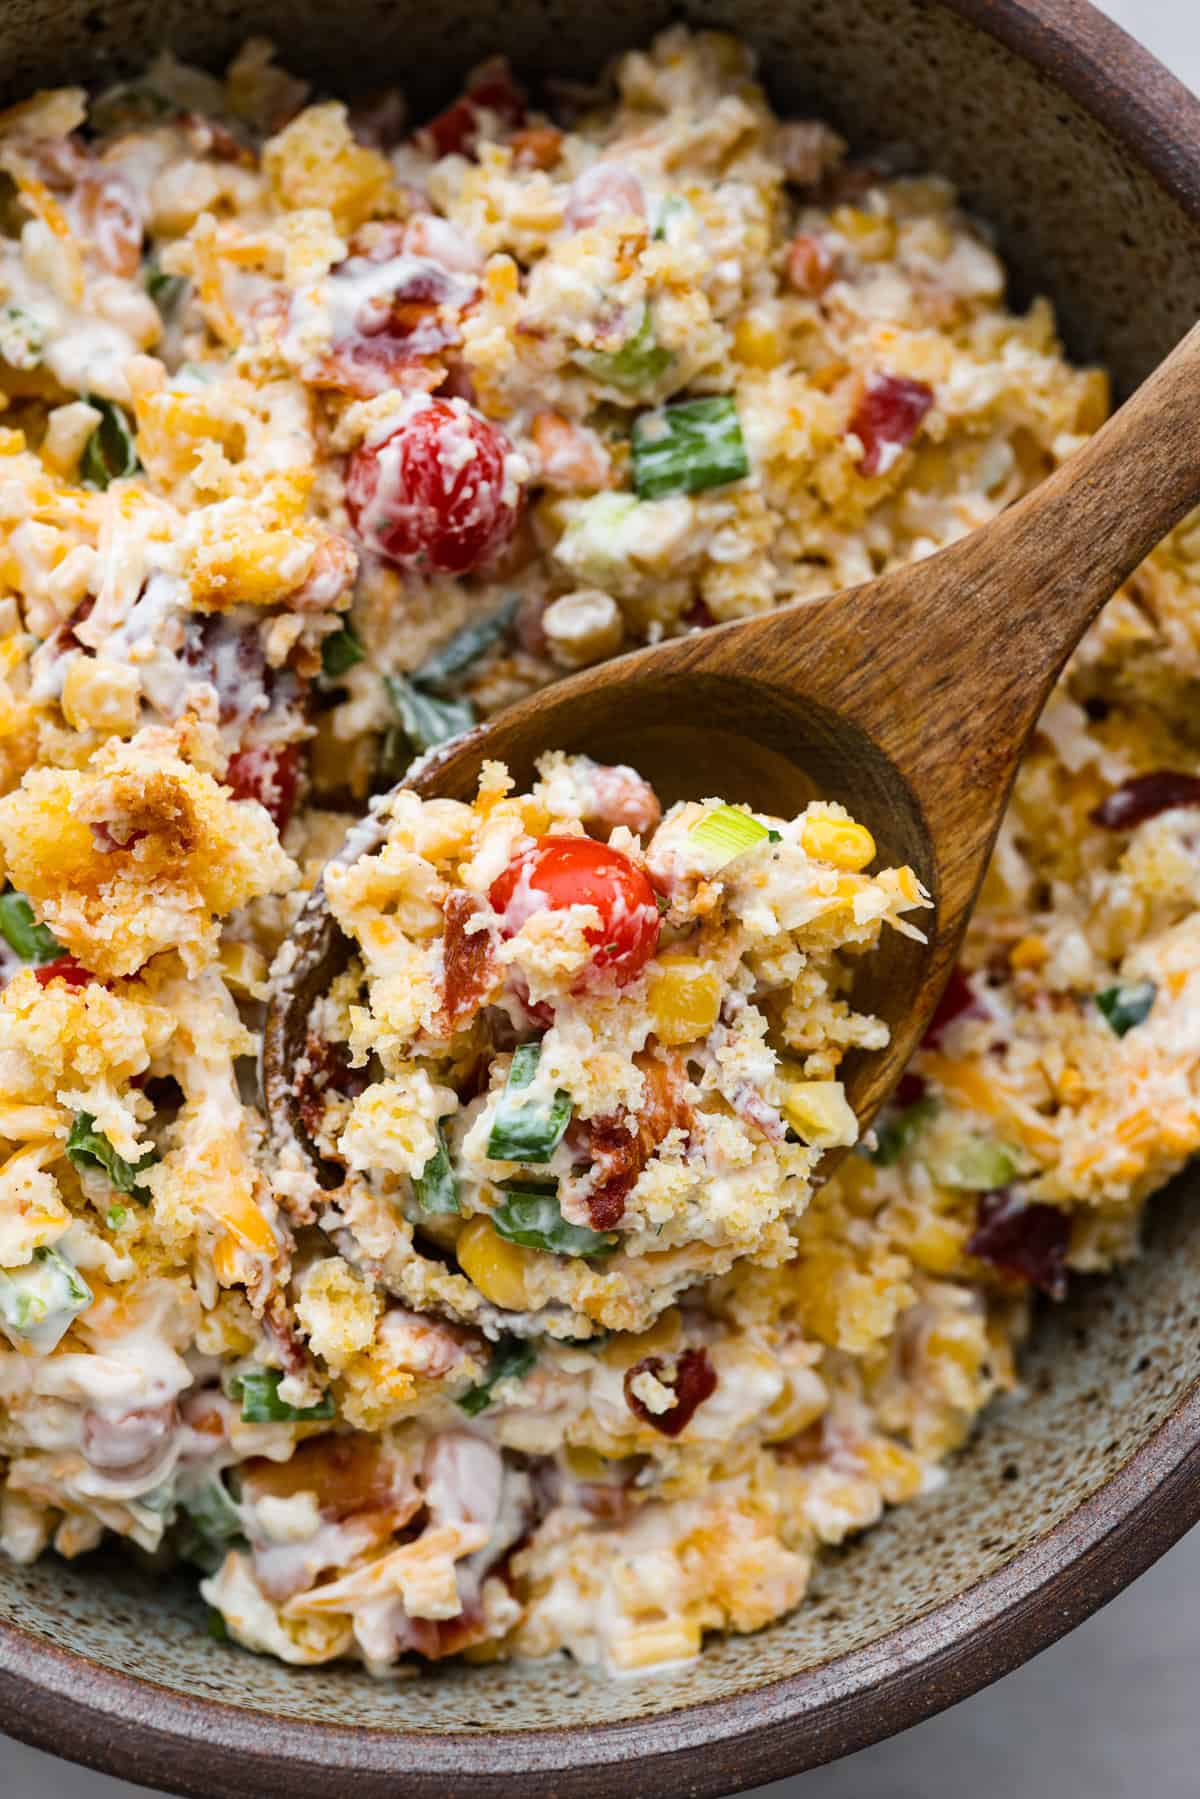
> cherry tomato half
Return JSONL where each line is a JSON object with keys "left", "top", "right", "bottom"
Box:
{"left": 345, "top": 398, "right": 520, "bottom": 576}
{"left": 489, "top": 836, "right": 661, "bottom": 988}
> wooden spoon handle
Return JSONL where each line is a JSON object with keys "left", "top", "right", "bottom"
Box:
{"left": 851, "top": 320, "right": 1200, "bottom": 791}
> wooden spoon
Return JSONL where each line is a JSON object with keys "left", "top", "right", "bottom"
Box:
{"left": 264, "top": 322, "right": 1200, "bottom": 1178}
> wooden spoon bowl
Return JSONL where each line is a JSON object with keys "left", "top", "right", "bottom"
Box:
{"left": 267, "top": 322, "right": 1200, "bottom": 1176}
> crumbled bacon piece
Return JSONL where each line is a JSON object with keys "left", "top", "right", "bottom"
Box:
{"left": 417, "top": 58, "right": 526, "bottom": 159}
{"left": 74, "top": 173, "right": 143, "bottom": 277}
{"left": 624, "top": 1347, "right": 717, "bottom": 1437}
{"left": 509, "top": 125, "right": 564, "bottom": 170}
{"left": 308, "top": 260, "right": 468, "bottom": 400}
{"left": 296, "top": 1032, "right": 370, "bottom": 1140}
{"left": 438, "top": 890, "right": 501, "bottom": 1033}
{"left": 179, "top": 111, "right": 255, "bottom": 164}
{"left": 572, "top": 1050, "right": 690, "bottom": 1229}
{"left": 786, "top": 232, "right": 835, "bottom": 295}
{"left": 968, "top": 1191, "right": 1070, "bottom": 1299}
{"left": 1090, "top": 770, "right": 1200, "bottom": 830}
{"left": 921, "top": 964, "right": 986, "bottom": 1050}
{"left": 34, "top": 955, "right": 95, "bottom": 989}
{"left": 564, "top": 161, "right": 645, "bottom": 230}
{"left": 849, "top": 373, "right": 934, "bottom": 477}
{"left": 226, "top": 744, "right": 300, "bottom": 833}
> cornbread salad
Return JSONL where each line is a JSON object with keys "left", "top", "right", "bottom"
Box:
{"left": 0, "top": 26, "right": 1191, "bottom": 1677}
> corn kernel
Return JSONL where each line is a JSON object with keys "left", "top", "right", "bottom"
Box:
{"left": 799, "top": 814, "right": 876, "bottom": 871}
{"left": 830, "top": 205, "right": 896, "bottom": 260}
{"left": 219, "top": 938, "right": 269, "bottom": 999}
{"left": 541, "top": 589, "right": 624, "bottom": 670}
{"left": 1009, "top": 933, "right": 1048, "bottom": 971}
{"left": 457, "top": 1216, "right": 537, "bottom": 1311}
{"left": 609, "top": 1618, "right": 702, "bottom": 1670}
{"left": 605, "top": 1307, "right": 682, "bottom": 1371}
{"left": 732, "top": 313, "right": 782, "bottom": 370}
{"left": 781, "top": 1079, "right": 858, "bottom": 1148}
{"left": 60, "top": 656, "right": 141, "bottom": 736}
{"left": 648, "top": 957, "right": 722, "bottom": 1046}
{"left": 907, "top": 1214, "right": 964, "bottom": 1276}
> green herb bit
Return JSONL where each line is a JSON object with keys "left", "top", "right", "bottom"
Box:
{"left": 458, "top": 1337, "right": 537, "bottom": 1417}
{"left": 413, "top": 1120, "right": 460, "bottom": 1214}
{"left": 321, "top": 621, "right": 365, "bottom": 679}
{"left": 486, "top": 1041, "right": 573, "bottom": 1164}
{"left": 183, "top": 1475, "right": 242, "bottom": 1544}
{"left": 652, "top": 195, "right": 691, "bottom": 241}
{"left": 0, "top": 305, "right": 44, "bottom": 371}
{"left": 105, "top": 1204, "right": 128, "bottom": 1231}
{"left": 144, "top": 257, "right": 189, "bottom": 318}
{"left": 491, "top": 1181, "right": 619, "bottom": 1259}
{"left": 632, "top": 395, "right": 749, "bottom": 501}
{"left": 929, "top": 1134, "right": 1021, "bottom": 1193}
{"left": 412, "top": 595, "right": 519, "bottom": 689}
{"left": 89, "top": 81, "right": 174, "bottom": 136}
{"left": 0, "top": 1245, "right": 92, "bottom": 1353}
{"left": 384, "top": 673, "right": 475, "bottom": 758}
{"left": 573, "top": 305, "right": 674, "bottom": 394}
{"left": 67, "top": 1111, "right": 157, "bottom": 1199}
{"left": 1095, "top": 978, "right": 1157, "bottom": 1038}
{"left": 80, "top": 395, "right": 141, "bottom": 490}
{"left": 688, "top": 803, "right": 770, "bottom": 864}
{"left": 869, "top": 1094, "right": 937, "bottom": 1166}
{"left": 0, "top": 890, "right": 62, "bottom": 963}
{"left": 234, "top": 1368, "right": 336, "bottom": 1425}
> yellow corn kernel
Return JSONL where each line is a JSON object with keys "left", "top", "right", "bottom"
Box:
{"left": 605, "top": 1307, "right": 682, "bottom": 1371}
{"left": 732, "top": 313, "right": 782, "bottom": 370}
{"left": 457, "top": 1216, "right": 537, "bottom": 1311}
{"left": 218, "top": 938, "right": 269, "bottom": 999}
{"left": 799, "top": 814, "right": 876, "bottom": 871}
{"left": 564, "top": 1445, "right": 609, "bottom": 1480}
{"left": 759, "top": 1379, "right": 827, "bottom": 1445}
{"left": 212, "top": 1232, "right": 244, "bottom": 1284}
{"left": 830, "top": 205, "right": 896, "bottom": 260}
{"left": 1009, "top": 933, "right": 1048, "bottom": 971}
{"left": 60, "top": 656, "right": 141, "bottom": 736}
{"left": 781, "top": 1079, "right": 857, "bottom": 1148}
{"left": 906, "top": 1213, "right": 965, "bottom": 1277}
{"left": 609, "top": 1619, "right": 702, "bottom": 1671}
{"left": 647, "top": 956, "right": 722, "bottom": 1046}
{"left": 856, "top": 1439, "right": 924, "bottom": 1503}
{"left": 924, "top": 1323, "right": 981, "bottom": 1378}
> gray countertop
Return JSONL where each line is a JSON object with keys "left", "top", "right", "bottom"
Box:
{"left": 5, "top": 0, "right": 1197, "bottom": 1792}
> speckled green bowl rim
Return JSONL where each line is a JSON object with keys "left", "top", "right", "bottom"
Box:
{"left": 4, "top": 2, "right": 1200, "bottom": 1793}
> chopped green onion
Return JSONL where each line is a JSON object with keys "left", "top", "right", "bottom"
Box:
{"left": 183, "top": 1475, "right": 242, "bottom": 1544}
{"left": 234, "top": 1368, "right": 336, "bottom": 1424}
{"left": 80, "top": 395, "right": 141, "bottom": 490}
{"left": 144, "top": 257, "right": 189, "bottom": 319}
{"left": 870, "top": 1095, "right": 937, "bottom": 1166}
{"left": 487, "top": 1042, "right": 573, "bottom": 1163}
{"left": 321, "top": 622, "right": 365, "bottom": 679}
{"left": 0, "top": 305, "right": 43, "bottom": 371}
{"left": 89, "top": 81, "right": 174, "bottom": 135}
{"left": 928, "top": 1134, "right": 1020, "bottom": 1192}
{"left": 573, "top": 306, "right": 673, "bottom": 393}
{"left": 384, "top": 673, "right": 475, "bottom": 756}
{"left": 1095, "top": 979, "right": 1157, "bottom": 1038}
{"left": 631, "top": 395, "right": 749, "bottom": 501}
{"left": 412, "top": 1120, "right": 460, "bottom": 1214}
{"left": 688, "top": 803, "right": 770, "bottom": 864}
{"left": 413, "top": 595, "right": 518, "bottom": 689}
{"left": 0, "top": 890, "right": 62, "bottom": 963}
{"left": 491, "top": 1182, "right": 619, "bottom": 1258}
{"left": 0, "top": 1246, "right": 92, "bottom": 1354}
{"left": 652, "top": 195, "right": 690, "bottom": 241}
{"left": 458, "top": 1337, "right": 536, "bottom": 1417}
{"left": 66, "top": 1111, "right": 157, "bottom": 1198}
{"left": 767, "top": 829, "right": 783, "bottom": 843}
{"left": 104, "top": 1204, "right": 128, "bottom": 1231}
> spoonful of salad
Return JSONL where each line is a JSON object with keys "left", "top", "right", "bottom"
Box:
{"left": 265, "top": 320, "right": 1200, "bottom": 1239}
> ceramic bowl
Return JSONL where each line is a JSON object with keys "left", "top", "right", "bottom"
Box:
{"left": 3, "top": 2, "right": 1200, "bottom": 1793}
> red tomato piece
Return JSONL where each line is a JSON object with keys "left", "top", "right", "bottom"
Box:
{"left": 849, "top": 372, "right": 934, "bottom": 476}
{"left": 34, "top": 955, "right": 95, "bottom": 989}
{"left": 345, "top": 398, "right": 520, "bottom": 576}
{"left": 786, "top": 232, "right": 835, "bottom": 295}
{"left": 226, "top": 744, "right": 300, "bottom": 833}
{"left": 489, "top": 835, "right": 661, "bottom": 989}
{"left": 418, "top": 58, "right": 526, "bottom": 159}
